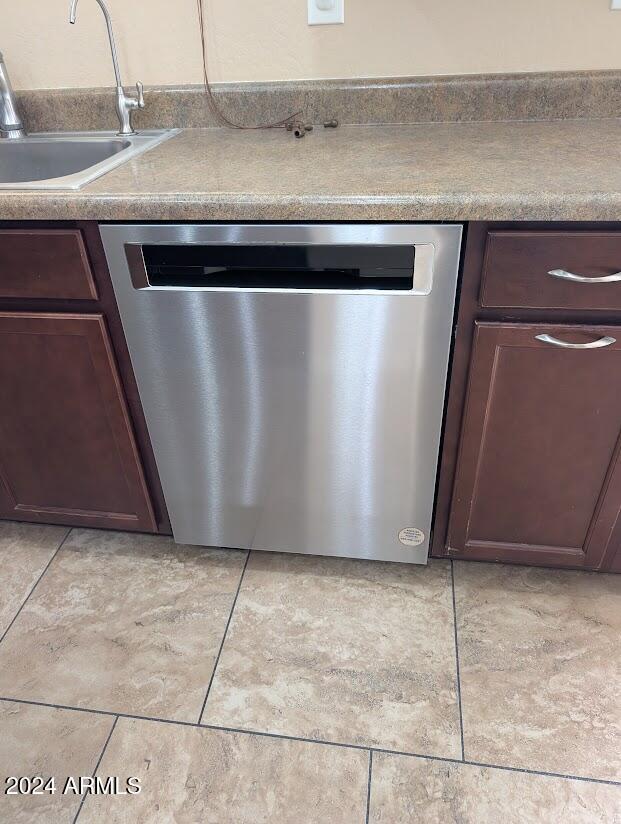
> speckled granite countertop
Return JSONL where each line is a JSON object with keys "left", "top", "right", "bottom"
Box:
{"left": 2, "top": 118, "right": 621, "bottom": 222}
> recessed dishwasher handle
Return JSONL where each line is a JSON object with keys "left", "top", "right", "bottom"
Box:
{"left": 125, "top": 241, "right": 436, "bottom": 294}
{"left": 547, "top": 268, "right": 621, "bottom": 284}
{"left": 535, "top": 333, "right": 616, "bottom": 349}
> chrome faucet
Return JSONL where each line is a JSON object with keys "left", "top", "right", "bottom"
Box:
{"left": 0, "top": 52, "right": 26, "bottom": 139}
{"left": 69, "top": 0, "right": 145, "bottom": 135}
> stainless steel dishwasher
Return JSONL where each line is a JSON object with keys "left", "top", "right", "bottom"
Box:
{"left": 101, "top": 224, "right": 462, "bottom": 563}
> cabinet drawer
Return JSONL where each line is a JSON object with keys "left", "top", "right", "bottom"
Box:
{"left": 0, "top": 230, "right": 98, "bottom": 300}
{"left": 480, "top": 231, "right": 621, "bottom": 311}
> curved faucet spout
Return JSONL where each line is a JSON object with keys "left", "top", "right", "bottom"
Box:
{"left": 69, "top": 0, "right": 122, "bottom": 89}
{"left": 68, "top": 0, "right": 144, "bottom": 135}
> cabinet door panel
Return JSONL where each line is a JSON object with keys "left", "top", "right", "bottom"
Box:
{"left": 0, "top": 312, "right": 156, "bottom": 531}
{"left": 0, "top": 230, "right": 98, "bottom": 301}
{"left": 447, "top": 322, "right": 621, "bottom": 569}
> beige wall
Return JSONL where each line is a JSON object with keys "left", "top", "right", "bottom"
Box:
{"left": 4, "top": 0, "right": 621, "bottom": 90}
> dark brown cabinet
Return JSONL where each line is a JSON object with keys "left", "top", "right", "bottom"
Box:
{"left": 480, "top": 230, "right": 621, "bottom": 311}
{"left": 446, "top": 322, "right": 621, "bottom": 570}
{"left": 0, "top": 221, "right": 170, "bottom": 535}
{"left": 0, "top": 312, "right": 157, "bottom": 532}
{"left": 433, "top": 222, "right": 621, "bottom": 572}
{"left": 0, "top": 229, "right": 98, "bottom": 301}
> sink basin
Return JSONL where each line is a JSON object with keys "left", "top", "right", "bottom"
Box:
{"left": 2, "top": 138, "right": 131, "bottom": 183}
{"left": 0, "top": 130, "right": 177, "bottom": 190}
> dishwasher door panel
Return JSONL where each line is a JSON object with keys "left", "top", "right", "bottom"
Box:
{"left": 100, "top": 224, "right": 462, "bottom": 563}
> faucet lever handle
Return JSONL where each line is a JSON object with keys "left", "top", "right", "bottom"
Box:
{"left": 136, "top": 81, "right": 145, "bottom": 109}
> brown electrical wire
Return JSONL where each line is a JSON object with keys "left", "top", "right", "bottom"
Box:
{"left": 196, "top": 0, "right": 303, "bottom": 130}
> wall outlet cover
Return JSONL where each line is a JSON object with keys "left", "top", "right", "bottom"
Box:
{"left": 308, "top": 0, "right": 344, "bottom": 25}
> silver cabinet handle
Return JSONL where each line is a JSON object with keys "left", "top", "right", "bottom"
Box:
{"left": 548, "top": 268, "right": 621, "bottom": 283}
{"left": 536, "top": 333, "right": 616, "bottom": 349}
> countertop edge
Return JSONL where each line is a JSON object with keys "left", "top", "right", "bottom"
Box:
{"left": 2, "top": 190, "right": 621, "bottom": 223}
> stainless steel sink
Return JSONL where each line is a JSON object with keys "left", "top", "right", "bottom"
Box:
{"left": 0, "top": 130, "right": 178, "bottom": 190}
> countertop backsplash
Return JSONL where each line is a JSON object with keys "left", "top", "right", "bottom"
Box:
{"left": 16, "top": 70, "right": 621, "bottom": 133}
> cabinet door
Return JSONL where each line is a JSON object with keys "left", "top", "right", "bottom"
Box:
{"left": 0, "top": 229, "right": 98, "bottom": 301}
{"left": 447, "top": 322, "right": 621, "bottom": 569}
{"left": 0, "top": 312, "right": 156, "bottom": 532}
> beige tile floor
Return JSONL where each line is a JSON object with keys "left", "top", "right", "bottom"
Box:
{"left": 204, "top": 552, "right": 461, "bottom": 755}
{"left": 0, "top": 522, "right": 618, "bottom": 823}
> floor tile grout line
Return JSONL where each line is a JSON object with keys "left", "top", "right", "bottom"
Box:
{"left": 0, "top": 527, "right": 72, "bottom": 646}
{"left": 369, "top": 746, "right": 621, "bottom": 788}
{"left": 365, "top": 750, "right": 373, "bottom": 824}
{"left": 450, "top": 559, "right": 466, "bottom": 761}
{"left": 461, "top": 759, "right": 621, "bottom": 788}
{"left": 369, "top": 747, "right": 462, "bottom": 765}
{"left": 200, "top": 721, "right": 371, "bottom": 753}
{"left": 1, "top": 695, "right": 619, "bottom": 788}
{"left": 197, "top": 549, "right": 251, "bottom": 725}
{"left": 73, "top": 715, "right": 119, "bottom": 824}
{"left": 0, "top": 695, "right": 200, "bottom": 728}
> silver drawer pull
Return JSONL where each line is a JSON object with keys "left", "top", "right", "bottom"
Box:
{"left": 536, "top": 333, "right": 616, "bottom": 349}
{"left": 548, "top": 268, "right": 621, "bottom": 283}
